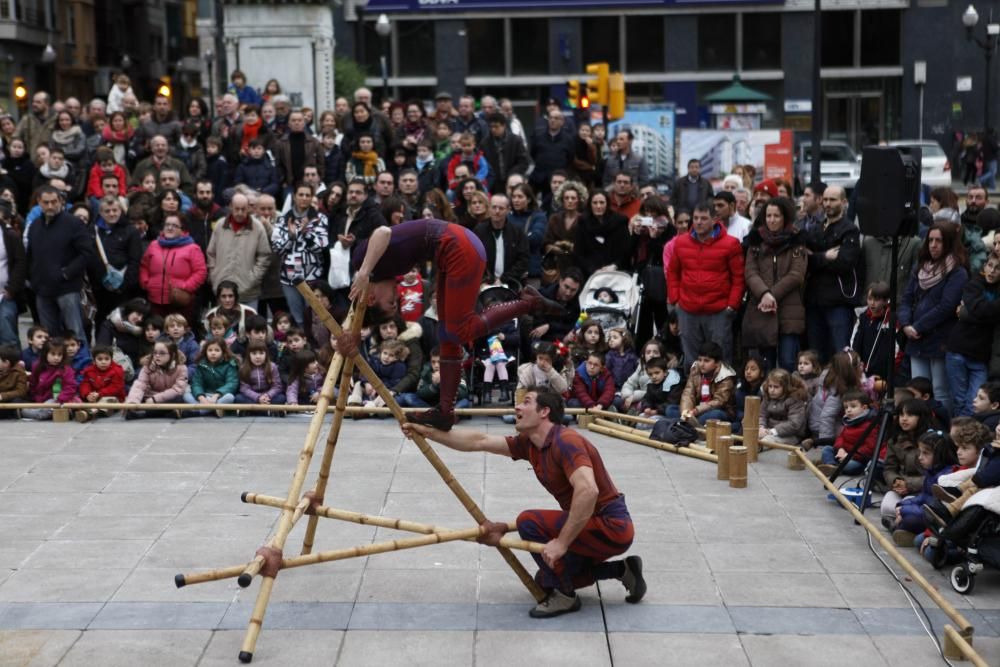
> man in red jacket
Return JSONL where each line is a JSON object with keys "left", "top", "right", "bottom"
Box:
{"left": 666, "top": 203, "right": 744, "bottom": 365}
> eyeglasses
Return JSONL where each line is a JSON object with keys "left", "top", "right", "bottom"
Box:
{"left": 163, "top": 223, "right": 182, "bottom": 229}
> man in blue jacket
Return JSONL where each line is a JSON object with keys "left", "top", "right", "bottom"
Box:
{"left": 26, "top": 185, "right": 94, "bottom": 340}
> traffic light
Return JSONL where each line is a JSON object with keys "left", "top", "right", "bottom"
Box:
{"left": 157, "top": 76, "right": 172, "bottom": 99}
{"left": 12, "top": 76, "right": 27, "bottom": 113}
{"left": 566, "top": 79, "right": 581, "bottom": 109}
{"left": 586, "top": 62, "right": 609, "bottom": 106}
{"left": 579, "top": 94, "right": 590, "bottom": 110}
{"left": 608, "top": 72, "right": 626, "bottom": 121}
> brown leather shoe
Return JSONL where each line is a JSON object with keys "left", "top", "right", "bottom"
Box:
{"left": 407, "top": 408, "right": 457, "bottom": 432}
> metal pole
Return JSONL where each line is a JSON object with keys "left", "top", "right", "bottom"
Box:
{"left": 380, "top": 53, "right": 388, "bottom": 103}
{"left": 986, "top": 46, "right": 992, "bottom": 130}
{"left": 207, "top": 59, "right": 215, "bottom": 116}
{"left": 810, "top": 0, "right": 823, "bottom": 187}
{"left": 918, "top": 84, "right": 924, "bottom": 141}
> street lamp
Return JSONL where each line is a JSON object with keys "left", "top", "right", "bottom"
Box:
{"left": 962, "top": 4, "right": 1000, "bottom": 130}
{"left": 375, "top": 13, "right": 391, "bottom": 104}
{"left": 41, "top": 43, "right": 55, "bottom": 64}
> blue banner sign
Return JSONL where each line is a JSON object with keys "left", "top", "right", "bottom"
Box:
{"left": 367, "top": 0, "right": 781, "bottom": 10}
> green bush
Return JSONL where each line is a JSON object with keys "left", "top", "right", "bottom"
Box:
{"left": 334, "top": 56, "right": 368, "bottom": 100}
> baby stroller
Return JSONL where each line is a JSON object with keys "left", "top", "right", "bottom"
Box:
{"left": 943, "top": 509, "right": 1000, "bottom": 594}
{"left": 468, "top": 284, "right": 521, "bottom": 405}
{"left": 578, "top": 270, "right": 642, "bottom": 336}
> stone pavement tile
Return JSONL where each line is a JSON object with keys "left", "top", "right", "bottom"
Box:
{"left": 628, "top": 514, "right": 697, "bottom": 543}
{"left": 608, "top": 632, "right": 749, "bottom": 666}
{"left": 0, "top": 541, "right": 41, "bottom": 569}
{"left": 810, "top": 541, "right": 899, "bottom": 574}
{"left": 7, "top": 469, "right": 117, "bottom": 493}
{"left": 58, "top": 629, "right": 212, "bottom": 667}
{"left": 337, "top": 630, "right": 473, "bottom": 667}
{"left": 477, "top": 542, "right": 540, "bottom": 573}
{"left": 268, "top": 568, "right": 363, "bottom": 603}
{"left": 113, "top": 568, "right": 241, "bottom": 603}
{"left": 139, "top": 538, "right": 266, "bottom": 570}
{"left": 176, "top": 491, "right": 252, "bottom": 517}
{"left": 0, "top": 492, "right": 95, "bottom": 516}
{"left": 830, "top": 572, "right": 974, "bottom": 611}
{"left": 689, "top": 513, "right": 804, "bottom": 544}
{"left": 739, "top": 634, "right": 886, "bottom": 666}
{"left": 159, "top": 513, "right": 276, "bottom": 542}
{"left": 381, "top": 492, "right": 486, "bottom": 521}
{"left": 361, "top": 539, "right": 481, "bottom": 572}
{"left": 621, "top": 542, "right": 710, "bottom": 572}
{"left": 357, "top": 569, "right": 477, "bottom": 603}
{"left": 21, "top": 539, "right": 152, "bottom": 571}
{"left": 0, "top": 602, "right": 102, "bottom": 629}
{"left": 0, "top": 629, "right": 80, "bottom": 666}
{"left": 124, "top": 452, "right": 227, "bottom": 473}
{"left": 78, "top": 491, "right": 193, "bottom": 517}
{"left": 598, "top": 571, "right": 721, "bottom": 606}
{"left": 54, "top": 515, "right": 174, "bottom": 541}
{"left": 714, "top": 572, "right": 848, "bottom": 608}
{"left": 701, "top": 542, "right": 824, "bottom": 573}
{"left": 347, "top": 602, "right": 477, "bottom": 630}
{"left": 199, "top": 629, "right": 344, "bottom": 666}
{"left": 89, "top": 601, "right": 229, "bottom": 629}
{"left": 220, "top": 602, "right": 353, "bottom": 630}
{"left": 0, "top": 568, "right": 130, "bottom": 603}
{"left": 483, "top": 495, "right": 557, "bottom": 519}
{"left": 395, "top": 446, "right": 485, "bottom": 473}
{"left": 981, "top": 608, "right": 1000, "bottom": 634}
{"left": 790, "top": 514, "right": 872, "bottom": 545}
{"left": 201, "top": 470, "right": 289, "bottom": 494}
{"left": 104, "top": 471, "right": 211, "bottom": 494}
{"left": 852, "top": 607, "right": 997, "bottom": 637}
{"left": 475, "top": 630, "right": 610, "bottom": 667}
{"left": 28, "top": 453, "right": 136, "bottom": 473}
{"left": 477, "top": 570, "right": 545, "bottom": 604}
{"left": 476, "top": 600, "right": 605, "bottom": 631}
{"left": 603, "top": 603, "right": 734, "bottom": 633}
{"left": 871, "top": 634, "right": 998, "bottom": 667}
{"left": 389, "top": 471, "right": 480, "bottom": 495}
{"left": 729, "top": 606, "right": 864, "bottom": 635}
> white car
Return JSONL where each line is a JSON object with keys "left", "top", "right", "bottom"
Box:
{"left": 796, "top": 141, "right": 861, "bottom": 192}
{"left": 888, "top": 140, "right": 952, "bottom": 189}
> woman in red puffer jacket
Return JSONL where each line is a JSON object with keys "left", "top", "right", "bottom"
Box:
{"left": 139, "top": 213, "right": 207, "bottom": 319}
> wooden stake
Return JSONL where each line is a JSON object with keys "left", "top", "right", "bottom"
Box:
{"left": 717, "top": 435, "right": 733, "bottom": 481}
{"left": 943, "top": 624, "right": 986, "bottom": 665}
{"left": 787, "top": 450, "right": 805, "bottom": 470}
{"left": 576, "top": 414, "right": 596, "bottom": 428}
{"left": 296, "top": 282, "right": 546, "bottom": 603}
{"left": 52, "top": 408, "right": 70, "bottom": 422}
{"left": 742, "top": 396, "right": 761, "bottom": 462}
{"left": 587, "top": 423, "right": 718, "bottom": 463}
{"left": 729, "top": 445, "right": 747, "bottom": 488}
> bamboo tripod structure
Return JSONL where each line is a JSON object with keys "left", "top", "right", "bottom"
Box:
{"left": 173, "top": 283, "right": 544, "bottom": 663}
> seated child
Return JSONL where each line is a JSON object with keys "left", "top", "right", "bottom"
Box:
{"left": 735, "top": 355, "right": 766, "bottom": 421}
{"left": 23, "top": 338, "right": 80, "bottom": 420}
{"left": 95, "top": 297, "right": 149, "bottom": 369}
{"left": 637, "top": 357, "right": 681, "bottom": 418}
{"left": 758, "top": 368, "right": 809, "bottom": 445}
{"left": 125, "top": 339, "right": 188, "bottom": 419}
{"left": 621, "top": 339, "right": 666, "bottom": 413}
{"left": 20, "top": 325, "right": 48, "bottom": 371}
{"left": 569, "top": 318, "right": 607, "bottom": 368}
{"left": 516, "top": 342, "right": 569, "bottom": 397}
{"left": 232, "top": 315, "right": 277, "bottom": 360}
{"left": 139, "top": 314, "right": 165, "bottom": 364}
{"left": 890, "top": 430, "right": 958, "bottom": 546}
{"left": 0, "top": 344, "right": 28, "bottom": 415}
{"left": 879, "top": 397, "right": 933, "bottom": 522}
{"left": 64, "top": 335, "right": 92, "bottom": 385}
{"left": 272, "top": 312, "right": 292, "bottom": 350}
{"left": 76, "top": 345, "right": 126, "bottom": 421}
{"left": 605, "top": 328, "right": 638, "bottom": 405}
{"left": 794, "top": 349, "right": 822, "bottom": 398}
{"left": 904, "top": 376, "right": 950, "bottom": 430}
{"left": 671, "top": 341, "right": 737, "bottom": 426}
{"left": 165, "top": 313, "right": 200, "bottom": 378}
{"left": 287, "top": 349, "right": 325, "bottom": 406}
{"left": 569, "top": 351, "right": 616, "bottom": 411}
{"left": 929, "top": 418, "right": 996, "bottom": 518}
{"left": 360, "top": 339, "right": 409, "bottom": 409}
{"left": 184, "top": 338, "right": 239, "bottom": 416}
{"left": 414, "top": 347, "right": 471, "bottom": 410}
{"left": 235, "top": 340, "right": 286, "bottom": 413}
{"left": 972, "top": 381, "right": 1000, "bottom": 432}
{"left": 818, "top": 389, "right": 880, "bottom": 476}
{"left": 278, "top": 327, "right": 310, "bottom": 385}
{"left": 482, "top": 333, "right": 513, "bottom": 403}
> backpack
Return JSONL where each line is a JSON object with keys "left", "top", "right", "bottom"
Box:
{"left": 650, "top": 417, "right": 698, "bottom": 447}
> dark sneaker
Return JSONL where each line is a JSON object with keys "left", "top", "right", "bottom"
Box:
{"left": 881, "top": 515, "right": 895, "bottom": 532}
{"left": 923, "top": 503, "right": 949, "bottom": 529}
{"left": 622, "top": 556, "right": 647, "bottom": 603}
{"left": 520, "top": 285, "right": 566, "bottom": 317}
{"left": 528, "top": 589, "right": 582, "bottom": 618}
{"left": 932, "top": 484, "right": 958, "bottom": 503}
{"left": 407, "top": 409, "right": 457, "bottom": 432}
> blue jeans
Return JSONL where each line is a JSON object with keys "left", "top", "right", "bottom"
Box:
{"left": 664, "top": 404, "right": 729, "bottom": 426}
{"left": 979, "top": 159, "right": 998, "bottom": 190}
{"left": 909, "top": 355, "right": 950, "bottom": 415}
{"left": 183, "top": 391, "right": 235, "bottom": 415}
{"left": 806, "top": 305, "right": 854, "bottom": 364}
{"left": 235, "top": 393, "right": 287, "bottom": 406}
{"left": 821, "top": 445, "right": 866, "bottom": 475}
{"left": 36, "top": 291, "right": 86, "bottom": 341}
{"left": 281, "top": 283, "right": 307, "bottom": 328}
{"left": 0, "top": 298, "right": 18, "bottom": 347}
{"left": 759, "top": 334, "right": 801, "bottom": 373}
{"left": 396, "top": 392, "right": 429, "bottom": 408}
{"left": 945, "top": 351, "right": 988, "bottom": 417}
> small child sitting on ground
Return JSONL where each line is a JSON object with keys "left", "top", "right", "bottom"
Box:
{"left": 818, "top": 389, "right": 881, "bottom": 476}
{"left": 758, "top": 368, "right": 809, "bottom": 445}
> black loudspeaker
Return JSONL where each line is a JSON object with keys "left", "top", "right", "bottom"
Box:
{"left": 856, "top": 146, "right": 921, "bottom": 238}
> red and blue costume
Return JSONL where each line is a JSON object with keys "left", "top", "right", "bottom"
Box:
{"left": 353, "top": 219, "right": 539, "bottom": 422}
{"left": 505, "top": 425, "right": 635, "bottom": 593}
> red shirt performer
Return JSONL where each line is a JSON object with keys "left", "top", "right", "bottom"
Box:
{"left": 403, "top": 386, "right": 646, "bottom": 618}
{"left": 345, "top": 218, "right": 564, "bottom": 430}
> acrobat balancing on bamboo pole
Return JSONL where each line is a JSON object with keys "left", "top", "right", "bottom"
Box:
{"left": 402, "top": 386, "right": 647, "bottom": 618}
{"left": 341, "top": 218, "right": 566, "bottom": 431}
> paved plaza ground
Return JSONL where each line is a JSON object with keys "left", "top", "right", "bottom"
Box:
{"left": 2, "top": 415, "right": 1000, "bottom": 666}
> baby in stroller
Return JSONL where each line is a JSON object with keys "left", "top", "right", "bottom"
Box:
{"left": 922, "top": 419, "right": 1000, "bottom": 592}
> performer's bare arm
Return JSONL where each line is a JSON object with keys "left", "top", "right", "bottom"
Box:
{"left": 541, "top": 466, "right": 598, "bottom": 568}
{"left": 349, "top": 226, "right": 392, "bottom": 301}
{"left": 403, "top": 423, "right": 512, "bottom": 457}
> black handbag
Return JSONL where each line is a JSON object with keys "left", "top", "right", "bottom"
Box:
{"left": 651, "top": 417, "right": 698, "bottom": 447}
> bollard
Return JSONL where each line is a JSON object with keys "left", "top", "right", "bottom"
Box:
{"left": 52, "top": 408, "right": 70, "bottom": 423}
{"left": 787, "top": 450, "right": 805, "bottom": 470}
{"left": 705, "top": 420, "right": 719, "bottom": 452}
{"left": 717, "top": 435, "right": 733, "bottom": 480}
{"left": 729, "top": 446, "right": 748, "bottom": 488}
{"left": 742, "top": 396, "right": 761, "bottom": 462}
{"left": 576, "top": 414, "right": 595, "bottom": 428}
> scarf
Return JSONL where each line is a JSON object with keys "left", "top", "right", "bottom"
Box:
{"left": 39, "top": 163, "right": 69, "bottom": 179}
{"left": 416, "top": 155, "right": 433, "bottom": 171}
{"left": 759, "top": 224, "right": 795, "bottom": 250}
{"left": 51, "top": 126, "right": 82, "bottom": 146}
{"left": 352, "top": 150, "right": 380, "bottom": 178}
{"left": 102, "top": 124, "right": 133, "bottom": 145}
{"left": 917, "top": 254, "right": 957, "bottom": 290}
{"left": 241, "top": 117, "right": 262, "bottom": 153}
{"left": 157, "top": 233, "right": 194, "bottom": 248}
{"left": 227, "top": 214, "right": 248, "bottom": 234}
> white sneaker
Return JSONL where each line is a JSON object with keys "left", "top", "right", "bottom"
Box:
{"left": 528, "top": 589, "right": 581, "bottom": 618}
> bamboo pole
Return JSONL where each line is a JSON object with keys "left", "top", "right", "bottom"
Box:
{"left": 2, "top": 401, "right": 571, "bottom": 416}
{"left": 943, "top": 624, "right": 988, "bottom": 665}
{"left": 587, "top": 423, "right": 718, "bottom": 463}
{"left": 174, "top": 564, "right": 247, "bottom": 588}
{"left": 296, "top": 282, "right": 546, "bottom": 603}
{"left": 742, "top": 396, "right": 761, "bottom": 462}
{"left": 796, "top": 449, "right": 976, "bottom": 637}
{"left": 591, "top": 419, "right": 715, "bottom": 458}
{"left": 717, "top": 435, "right": 732, "bottom": 481}
{"left": 239, "top": 575, "right": 274, "bottom": 663}
{"left": 587, "top": 409, "right": 657, "bottom": 425}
